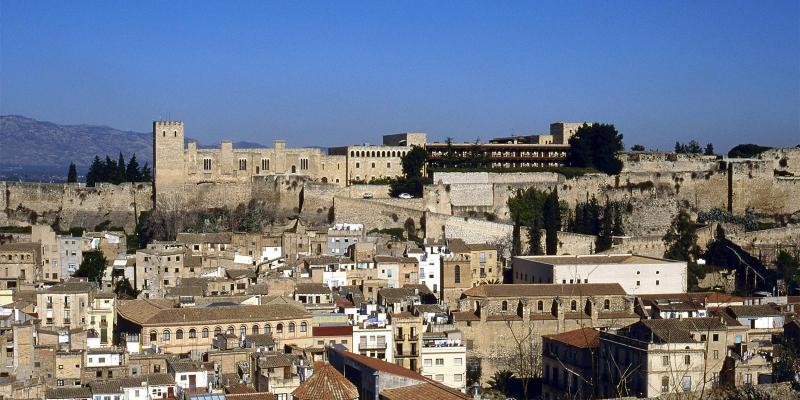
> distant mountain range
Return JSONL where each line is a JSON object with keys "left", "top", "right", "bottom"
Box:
{"left": 0, "top": 115, "right": 268, "bottom": 181}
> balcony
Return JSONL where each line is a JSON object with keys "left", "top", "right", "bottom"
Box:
{"left": 359, "top": 342, "right": 387, "bottom": 350}
{"left": 395, "top": 334, "right": 406, "bottom": 341}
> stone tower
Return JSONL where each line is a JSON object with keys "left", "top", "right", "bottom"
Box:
{"left": 152, "top": 121, "right": 185, "bottom": 204}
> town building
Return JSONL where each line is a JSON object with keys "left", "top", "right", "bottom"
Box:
{"left": 542, "top": 327, "right": 600, "bottom": 400}
{"left": 512, "top": 253, "right": 687, "bottom": 294}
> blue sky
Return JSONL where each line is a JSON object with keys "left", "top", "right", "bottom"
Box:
{"left": 1, "top": 1, "right": 798, "bottom": 151}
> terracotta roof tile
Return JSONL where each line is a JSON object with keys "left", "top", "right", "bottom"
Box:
{"left": 292, "top": 362, "right": 358, "bottom": 400}
{"left": 544, "top": 328, "right": 600, "bottom": 349}
{"left": 118, "top": 299, "right": 310, "bottom": 326}
{"left": 462, "top": 283, "right": 627, "bottom": 298}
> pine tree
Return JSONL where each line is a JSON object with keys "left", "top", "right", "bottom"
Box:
{"left": 141, "top": 162, "right": 152, "bottom": 182}
{"left": 704, "top": 143, "right": 715, "bottom": 156}
{"left": 126, "top": 153, "right": 141, "bottom": 182}
{"left": 543, "top": 190, "right": 561, "bottom": 255}
{"left": 86, "top": 156, "right": 102, "bottom": 187}
{"left": 67, "top": 163, "right": 78, "bottom": 183}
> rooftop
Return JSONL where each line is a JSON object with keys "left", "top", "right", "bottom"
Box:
{"left": 292, "top": 361, "right": 358, "bottom": 400}
{"left": 118, "top": 299, "right": 310, "bottom": 326}
{"left": 462, "top": 283, "right": 627, "bottom": 298}
{"left": 515, "top": 253, "right": 676, "bottom": 265}
{"left": 544, "top": 327, "right": 600, "bottom": 349}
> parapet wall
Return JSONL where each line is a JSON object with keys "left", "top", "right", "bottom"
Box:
{"left": 0, "top": 181, "right": 152, "bottom": 232}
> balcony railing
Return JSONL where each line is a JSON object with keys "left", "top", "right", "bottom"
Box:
{"left": 359, "top": 342, "right": 387, "bottom": 350}
{"left": 395, "top": 334, "right": 406, "bottom": 341}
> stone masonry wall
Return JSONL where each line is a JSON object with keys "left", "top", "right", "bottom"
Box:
{"left": 1, "top": 181, "right": 152, "bottom": 232}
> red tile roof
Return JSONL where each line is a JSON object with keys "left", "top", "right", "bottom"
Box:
{"left": 292, "top": 362, "right": 358, "bottom": 400}
{"left": 313, "top": 325, "right": 353, "bottom": 337}
{"left": 543, "top": 327, "right": 600, "bottom": 349}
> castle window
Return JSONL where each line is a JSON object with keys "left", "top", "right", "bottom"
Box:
{"left": 300, "top": 158, "right": 309, "bottom": 170}
{"left": 356, "top": 162, "right": 360, "bottom": 168}
{"left": 265, "top": 324, "right": 271, "bottom": 334}
{"left": 162, "top": 329, "right": 170, "bottom": 341}
{"left": 501, "top": 301, "right": 508, "bottom": 311}
{"left": 202, "top": 328, "right": 209, "bottom": 338}
{"left": 537, "top": 301, "right": 543, "bottom": 311}
{"left": 262, "top": 158, "right": 269, "bottom": 171}
{"left": 454, "top": 265, "right": 461, "bottom": 284}
{"left": 203, "top": 158, "right": 212, "bottom": 171}
{"left": 175, "top": 329, "right": 183, "bottom": 340}
{"left": 387, "top": 163, "right": 391, "bottom": 168}
{"left": 276, "top": 323, "right": 283, "bottom": 334}
{"left": 350, "top": 151, "right": 354, "bottom": 157}
{"left": 371, "top": 162, "right": 375, "bottom": 168}
{"left": 174, "top": 130, "right": 177, "bottom": 137}
{"left": 288, "top": 323, "right": 295, "bottom": 333}
{"left": 252, "top": 325, "right": 259, "bottom": 335}
{"left": 188, "top": 329, "right": 196, "bottom": 338}
{"left": 570, "top": 300, "right": 577, "bottom": 311}
{"left": 604, "top": 299, "right": 610, "bottom": 310}
{"left": 239, "top": 158, "right": 247, "bottom": 171}
{"left": 239, "top": 325, "right": 246, "bottom": 336}
{"left": 300, "top": 321, "right": 308, "bottom": 332}
{"left": 163, "top": 131, "right": 166, "bottom": 137}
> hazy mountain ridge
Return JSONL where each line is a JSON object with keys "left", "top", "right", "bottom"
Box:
{"left": 0, "top": 116, "right": 273, "bottom": 180}
{"left": 0, "top": 115, "right": 153, "bottom": 169}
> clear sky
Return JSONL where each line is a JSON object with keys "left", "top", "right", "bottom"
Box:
{"left": 1, "top": 1, "right": 798, "bottom": 151}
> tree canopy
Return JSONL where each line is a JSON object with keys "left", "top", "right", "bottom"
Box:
{"left": 727, "top": 143, "right": 771, "bottom": 158}
{"left": 85, "top": 152, "right": 150, "bottom": 187}
{"left": 74, "top": 251, "right": 107, "bottom": 284}
{"left": 564, "top": 123, "right": 624, "bottom": 175}
{"left": 389, "top": 146, "right": 430, "bottom": 197}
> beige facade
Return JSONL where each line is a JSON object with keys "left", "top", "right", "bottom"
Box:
{"left": 153, "top": 121, "right": 348, "bottom": 203}
{"left": 389, "top": 312, "right": 423, "bottom": 372}
{"left": 36, "top": 281, "right": 96, "bottom": 330}
{"left": 0, "top": 242, "right": 40, "bottom": 288}
{"left": 117, "top": 299, "right": 313, "bottom": 354}
{"left": 451, "top": 283, "right": 638, "bottom": 382}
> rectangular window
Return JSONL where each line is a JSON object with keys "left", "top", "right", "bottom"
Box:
{"left": 435, "top": 374, "right": 444, "bottom": 381}
{"left": 712, "top": 334, "right": 719, "bottom": 341}
{"left": 435, "top": 358, "right": 444, "bottom": 366}
{"left": 662, "top": 356, "right": 669, "bottom": 366}
{"left": 713, "top": 350, "right": 719, "bottom": 360}
{"left": 454, "top": 374, "right": 463, "bottom": 382}
{"left": 203, "top": 158, "right": 212, "bottom": 171}
{"left": 262, "top": 158, "right": 269, "bottom": 171}
{"left": 454, "top": 358, "right": 462, "bottom": 366}
{"left": 300, "top": 158, "right": 309, "bottom": 170}
{"left": 684, "top": 355, "right": 691, "bottom": 365}
{"left": 423, "top": 359, "right": 432, "bottom": 366}
{"left": 239, "top": 158, "right": 247, "bottom": 171}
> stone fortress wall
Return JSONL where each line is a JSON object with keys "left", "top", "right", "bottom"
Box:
{"left": 0, "top": 181, "right": 152, "bottom": 232}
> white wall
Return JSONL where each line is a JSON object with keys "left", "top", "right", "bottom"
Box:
{"left": 512, "top": 256, "right": 687, "bottom": 294}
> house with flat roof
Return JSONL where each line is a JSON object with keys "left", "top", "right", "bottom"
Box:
{"left": 512, "top": 253, "right": 687, "bottom": 294}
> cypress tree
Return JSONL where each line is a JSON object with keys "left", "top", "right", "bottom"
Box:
{"left": 612, "top": 204, "right": 624, "bottom": 236}
{"left": 87, "top": 156, "right": 102, "bottom": 187}
{"left": 103, "top": 156, "right": 115, "bottom": 183}
{"left": 543, "top": 190, "right": 561, "bottom": 255}
{"left": 126, "top": 153, "right": 141, "bottom": 182}
{"left": 141, "top": 163, "right": 152, "bottom": 182}
{"left": 528, "top": 216, "right": 543, "bottom": 255}
{"left": 116, "top": 152, "right": 126, "bottom": 184}
{"left": 67, "top": 163, "right": 78, "bottom": 183}
{"left": 512, "top": 218, "right": 521, "bottom": 256}
{"left": 596, "top": 202, "right": 614, "bottom": 252}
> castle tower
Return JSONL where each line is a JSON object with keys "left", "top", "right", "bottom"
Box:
{"left": 152, "top": 121, "right": 185, "bottom": 204}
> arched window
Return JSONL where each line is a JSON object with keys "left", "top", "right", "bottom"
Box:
{"left": 202, "top": 328, "right": 209, "bottom": 338}
{"left": 350, "top": 151, "right": 354, "bottom": 157}
{"left": 288, "top": 323, "right": 295, "bottom": 333}
{"left": 265, "top": 324, "right": 272, "bottom": 334}
{"left": 188, "top": 329, "right": 196, "bottom": 338}
{"left": 454, "top": 265, "right": 461, "bottom": 284}
{"left": 276, "top": 323, "right": 284, "bottom": 334}
{"left": 604, "top": 299, "right": 610, "bottom": 310}
{"left": 214, "top": 327, "right": 222, "bottom": 336}
{"left": 162, "top": 329, "right": 170, "bottom": 342}
{"left": 240, "top": 325, "right": 247, "bottom": 336}
{"left": 150, "top": 330, "right": 157, "bottom": 342}
{"left": 570, "top": 300, "right": 577, "bottom": 311}
{"left": 300, "top": 322, "right": 308, "bottom": 332}
{"left": 175, "top": 329, "right": 184, "bottom": 340}
{"left": 252, "top": 325, "right": 260, "bottom": 335}
{"left": 501, "top": 301, "right": 508, "bottom": 311}
{"left": 227, "top": 326, "right": 235, "bottom": 334}
{"left": 537, "top": 301, "right": 544, "bottom": 312}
